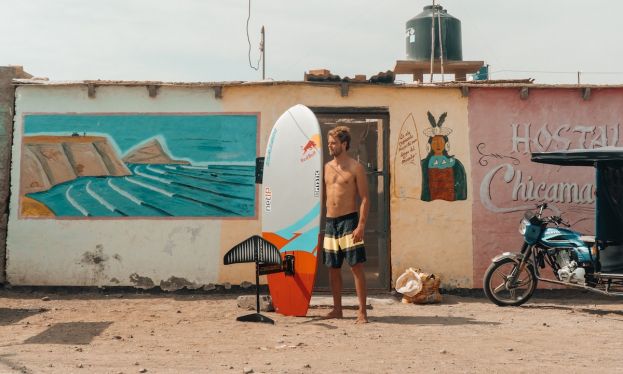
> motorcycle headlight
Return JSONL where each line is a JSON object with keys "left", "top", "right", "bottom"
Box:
{"left": 519, "top": 218, "right": 528, "bottom": 235}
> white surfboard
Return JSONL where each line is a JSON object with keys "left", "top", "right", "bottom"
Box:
{"left": 262, "top": 104, "right": 323, "bottom": 316}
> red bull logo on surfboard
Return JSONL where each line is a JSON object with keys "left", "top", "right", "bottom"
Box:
{"left": 300, "top": 139, "right": 317, "bottom": 162}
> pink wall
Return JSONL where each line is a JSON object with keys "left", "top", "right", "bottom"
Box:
{"left": 469, "top": 88, "right": 623, "bottom": 286}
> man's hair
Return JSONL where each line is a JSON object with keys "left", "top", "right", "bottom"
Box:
{"left": 328, "top": 125, "right": 351, "bottom": 150}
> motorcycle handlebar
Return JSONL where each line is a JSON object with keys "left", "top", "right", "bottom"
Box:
{"left": 531, "top": 204, "right": 570, "bottom": 227}
{"left": 546, "top": 215, "right": 570, "bottom": 227}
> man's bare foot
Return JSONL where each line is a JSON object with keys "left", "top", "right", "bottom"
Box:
{"left": 323, "top": 309, "right": 343, "bottom": 319}
{"left": 355, "top": 311, "right": 369, "bottom": 324}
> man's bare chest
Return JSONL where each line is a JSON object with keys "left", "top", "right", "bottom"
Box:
{"left": 326, "top": 167, "right": 355, "bottom": 187}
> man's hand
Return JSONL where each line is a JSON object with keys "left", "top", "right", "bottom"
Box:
{"left": 352, "top": 225, "right": 364, "bottom": 243}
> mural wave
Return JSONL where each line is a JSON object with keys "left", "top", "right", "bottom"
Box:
{"left": 25, "top": 164, "right": 255, "bottom": 217}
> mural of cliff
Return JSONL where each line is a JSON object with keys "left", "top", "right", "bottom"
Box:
{"left": 21, "top": 135, "right": 131, "bottom": 195}
{"left": 123, "top": 138, "right": 191, "bottom": 165}
{"left": 20, "top": 113, "right": 258, "bottom": 218}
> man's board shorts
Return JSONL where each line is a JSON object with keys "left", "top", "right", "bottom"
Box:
{"left": 323, "top": 212, "right": 366, "bottom": 268}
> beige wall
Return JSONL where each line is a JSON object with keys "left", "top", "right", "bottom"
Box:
{"left": 8, "top": 82, "right": 473, "bottom": 288}
{"left": 220, "top": 84, "right": 473, "bottom": 287}
{"left": 9, "top": 85, "right": 231, "bottom": 288}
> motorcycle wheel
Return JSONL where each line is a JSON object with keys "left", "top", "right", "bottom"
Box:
{"left": 483, "top": 257, "right": 537, "bottom": 307}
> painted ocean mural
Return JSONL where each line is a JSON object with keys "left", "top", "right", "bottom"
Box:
{"left": 20, "top": 114, "right": 257, "bottom": 218}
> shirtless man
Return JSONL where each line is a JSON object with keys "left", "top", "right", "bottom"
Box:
{"left": 323, "top": 126, "right": 369, "bottom": 324}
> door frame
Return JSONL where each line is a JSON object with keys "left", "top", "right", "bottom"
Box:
{"left": 309, "top": 106, "right": 392, "bottom": 290}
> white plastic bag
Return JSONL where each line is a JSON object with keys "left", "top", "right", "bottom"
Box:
{"left": 395, "top": 268, "right": 423, "bottom": 297}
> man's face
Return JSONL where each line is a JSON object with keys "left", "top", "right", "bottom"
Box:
{"left": 328, "top": 135, "right": 346, "bottom": 157}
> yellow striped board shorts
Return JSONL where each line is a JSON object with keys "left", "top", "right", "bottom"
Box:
{"left": 323, "top": 212, "right": 366, "bottom": 268}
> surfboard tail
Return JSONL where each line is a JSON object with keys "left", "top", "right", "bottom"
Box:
{"left": 223, "top": 235, "right": 281, "bottom": 265}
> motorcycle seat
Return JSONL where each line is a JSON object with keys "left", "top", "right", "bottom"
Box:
{"left": 580, "top": 235, "right": 595, "bottom": 244}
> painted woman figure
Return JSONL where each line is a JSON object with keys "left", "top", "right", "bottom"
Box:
{"left": 420, "top": 112, "right": 467, "bottom": 201}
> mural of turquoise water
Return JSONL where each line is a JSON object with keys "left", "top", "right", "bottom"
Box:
{"left": 26, "top": 164, "right": 256, "bottom": 217}
{"left": 23, "top": 114, "right": 258, "bottom": 218}
{"left": 24, "top": 114, "right": 257, "bottom": 164}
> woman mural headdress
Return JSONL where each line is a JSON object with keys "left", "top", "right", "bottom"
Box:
{"left": 420, "top": 111, "right": 467, "bottom": 201}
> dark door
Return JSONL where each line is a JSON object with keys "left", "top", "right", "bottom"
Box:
{"left": 311, "top": 108, "right": 390, "bottom": 290}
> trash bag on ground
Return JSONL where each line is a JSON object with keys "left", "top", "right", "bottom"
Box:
{"left": 395, "top": 267, "right": 422, "bottom": 297}
{"left": 397, "top": 268, "right": 443, "bottom": 304}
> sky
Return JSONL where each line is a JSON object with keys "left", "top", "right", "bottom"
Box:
{"left": 1, "top": 0, "right": 622, "bottom": 85}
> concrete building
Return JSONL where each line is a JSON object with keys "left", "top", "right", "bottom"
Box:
{"left": 1, "top": 69, "right": 620, "bottom": 290}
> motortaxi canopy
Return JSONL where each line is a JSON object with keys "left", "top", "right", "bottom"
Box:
{"left": 532, "top": 147, "right": 623, "bottom": 244}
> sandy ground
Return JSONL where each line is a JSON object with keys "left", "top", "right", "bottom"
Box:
{"left": 0, "top": 289, "right": 622, "bottom": 374}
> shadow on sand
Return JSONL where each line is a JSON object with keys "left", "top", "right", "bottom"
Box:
{"left": 369, "top": 315, "right": 501, "bottom": 326}
{"left": 0, "top": 308, "right": 48, "bottom": 326}
{"left": 522, "top": 304, "right": 623, "bottom": 319}
{"left": 301, "top": 314, "right": 500, "bottom": 326}
{"left": 23, "top": 321, "right": 113, "bottom": 345}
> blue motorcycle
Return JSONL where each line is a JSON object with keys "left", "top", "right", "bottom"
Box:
{"left": 484, "top": 149, "right": 623, "bottom": 306}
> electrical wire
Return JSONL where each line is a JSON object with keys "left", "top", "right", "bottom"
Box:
{"left": 492, "top": 69, "right": 623, "bottom": 75}
{"left": 493, "top": 69, "right": 578, "bottom": 74}
{"left": 246, "top": 0, "right": 261, "bottom": 71}
{"left": 581, "top": 71, "right": 623, "bottom": 75}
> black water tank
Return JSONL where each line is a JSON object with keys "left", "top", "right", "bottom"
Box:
{"left": 405, "top": 5, "right": 462, "bottom": 61}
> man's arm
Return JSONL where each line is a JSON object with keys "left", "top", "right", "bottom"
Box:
{"left": 352, "top": 163, "right": 369, "bottom": 243}
{"left": 322, "top": 163, "right": 328, "bottom": 217}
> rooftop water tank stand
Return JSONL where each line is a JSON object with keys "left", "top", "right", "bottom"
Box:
{"left": 393, "top": 60, "right": 484, "bottom": 82}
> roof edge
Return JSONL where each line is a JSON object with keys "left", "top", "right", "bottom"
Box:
{"left": 12, "top": 78, "right": 623, "bottom": 89}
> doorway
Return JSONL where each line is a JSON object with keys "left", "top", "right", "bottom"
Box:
{"left": 311, "top": 107, "right": 390, "bottom": 291}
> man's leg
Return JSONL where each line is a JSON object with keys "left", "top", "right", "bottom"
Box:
{"left": 325, "top": 267, "right": 343, "bottom": 318}
{"left": 351, "top": 263, "right": 368, "bottom": 323}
